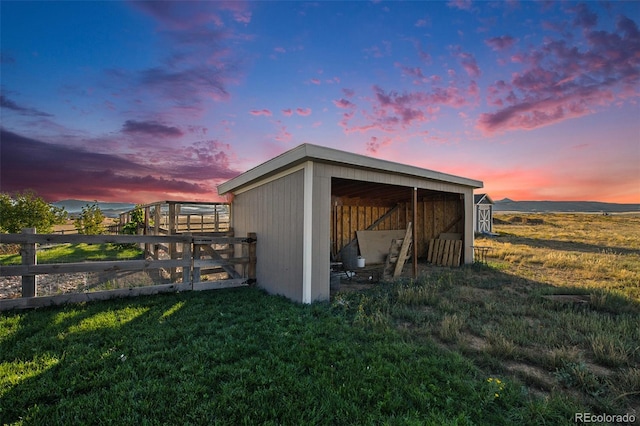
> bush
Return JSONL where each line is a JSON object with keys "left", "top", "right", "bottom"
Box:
{"left": 74, "top": 203, "right": 105, "bottom": 235}
{"left": 0, "top": 191, "right": 67, "bottom": 233}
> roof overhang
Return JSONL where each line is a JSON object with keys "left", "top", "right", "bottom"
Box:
{"left": 218, "top": 143, "right": 483, "bottom": 195}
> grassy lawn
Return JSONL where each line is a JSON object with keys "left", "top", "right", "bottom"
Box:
{"left": 0, "top": 243, "right": 143, "bottom": 265}
{"left": 1, "top": 213, "right": 638, "bottom": 424}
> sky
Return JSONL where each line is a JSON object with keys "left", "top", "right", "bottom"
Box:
{"left": 1, "top": 0, "right": 639, "bottom": 204}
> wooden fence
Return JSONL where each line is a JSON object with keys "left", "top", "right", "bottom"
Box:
{"left": 0, "top": 228, "right": 256, "bottom": 311}
{"left": 113, "top": 201, "right": 230, "bottom": 235}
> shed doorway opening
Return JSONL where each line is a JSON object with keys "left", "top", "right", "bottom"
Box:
{"left": 330, "top": 177, "right": 466, "bottom": 274}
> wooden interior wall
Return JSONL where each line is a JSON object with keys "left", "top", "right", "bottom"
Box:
{"left": 331, "top": 194, "right": 464, "bottom": 261}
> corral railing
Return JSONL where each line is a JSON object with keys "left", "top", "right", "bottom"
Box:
{"left": 0, "top": 228, "right": 256, "bottom": 311}
{"left": 111, "top": 201, "right": 230, "bottom": 235}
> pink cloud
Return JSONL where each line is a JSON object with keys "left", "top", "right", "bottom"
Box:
{"left": 249, "top": 109, "right": 272, "bottom": 116}
{"left": 296, "top": 107, "right": 312, "bottom": 116}
{"left": 310, "top": 78, "right": 321, "bottom": 85}
{"left": 451, "top": 47, "right": 481, "bottom": 78}
{"left": 366, "top": 136, "right": 393, "bottom": 154}
{"left": 339, "top": 81, "right": 477, "bottom": 136}
{"left": 333, "top": 98, "right": 355, "bottom": 109}
{"left": 447, "top": 0, "right": 473, "bottom": 11}
{"left": 415, "top": 18, "right": 430, "bottom": 28}
{"left": 281, "top": 109, "right": 293, "bottom": 117}
{"left": 485, "top": 35, "right": 516, "bottom": 51}
{"left": 477, "top": 11, "right": 640, "bottom": 135}
{"left": 342, "top": 88, "right": 355, "bottom": 98}
{"left": 363, "top": 41, "right": 392, "bottom": 58}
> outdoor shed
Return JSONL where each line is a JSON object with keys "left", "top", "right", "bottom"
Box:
{"left": 473, "top": 193, "right": 494, "bottom": 234}
{"left": 218, "top": 144, "right": 483, "bottom": 303}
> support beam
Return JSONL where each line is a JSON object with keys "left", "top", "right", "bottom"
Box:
{"left": 412, "top": 187, "right": 418, "bottom": 278}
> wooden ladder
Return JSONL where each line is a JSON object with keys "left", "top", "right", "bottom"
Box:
{"left": 383, "top": 222, "right": 413, "bottom": 280}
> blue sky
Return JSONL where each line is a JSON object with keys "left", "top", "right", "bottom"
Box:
{"left": 1, "top": 1, "right": 639, "bottom": 203}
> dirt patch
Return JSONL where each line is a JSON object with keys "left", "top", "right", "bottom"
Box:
{"left": 460, "top": 332, "right": 489, "bottom": 352}
{"left": 542, "top": 294, "right": 591, "bottom": 305}
{"left": 504, "top": 361, "right": 556, "bottom": 391}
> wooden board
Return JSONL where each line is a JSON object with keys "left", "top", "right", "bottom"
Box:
{"left": 356, "top": 229, "right": 407, "bottom": 264}
{"left": 427, "top": 238, "right": 462, "bottom": 267}
{"left": 392, "top": 223, "right": 413, "bottom": 278}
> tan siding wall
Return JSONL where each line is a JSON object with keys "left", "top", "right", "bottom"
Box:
{"left": 232, "top": 169, "right": 305, "bottom": 302}
{"left": 310, "top": 169, "right": 331, "bottom": 301}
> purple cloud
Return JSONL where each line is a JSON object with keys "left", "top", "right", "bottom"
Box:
{"left": 122, "top": 120, "right": 183, "bottom": 138}
{"left": 250, "top": 109, "right": 272, "bottom": 116}
{"left": 333, "top": 98, "right": 355, "bottom": 109}
{"left": 0, "top": 94, "right": 52, "bottom": 117}
{"left": 485, "top": 35, "right": 516, "bottom": 51}
{"left": 0, "top": 129, "right": 240, "bottom": 202}
{"left": 572, "top": 3, "right": 598, "bottom": 30}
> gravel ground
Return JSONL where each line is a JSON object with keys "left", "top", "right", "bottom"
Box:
{"left": 1, "top": 270, "right": 172, "bottom": 299}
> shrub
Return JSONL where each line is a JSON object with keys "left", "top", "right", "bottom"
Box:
{"left": 0, "top": 191, "right": 67, "bottom": 233}
{"left": 74, "top": 202, "right": 105, "bottom": 235}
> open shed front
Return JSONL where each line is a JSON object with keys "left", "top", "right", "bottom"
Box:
{"left": 218, "top": 144, "right": 482, "bottom": 304}
{"left": 331, "top": 178, "right": 465, "bottom": 269}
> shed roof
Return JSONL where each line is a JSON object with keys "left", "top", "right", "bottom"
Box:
{"left": 474, "top": 193, "right": 494, "bottom": 204}
{"left": 218, "top": 143, "right": 482, "bottom": 195}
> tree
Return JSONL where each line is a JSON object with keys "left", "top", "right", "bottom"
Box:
{"left": 74, "top": 203, "right": 105, "bottom": 235}
{"left": 0, "top": 191, "right": 68, "bottom": 233}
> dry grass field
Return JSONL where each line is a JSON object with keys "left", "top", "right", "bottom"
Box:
{"left": 481, "top": 213, "right": 640, "bottom": 301}
{"left": 420, "top": 212, "right": 640, "bottom": 415}
{"left": 334, "top": 212, "right": 640, "bottom": 418}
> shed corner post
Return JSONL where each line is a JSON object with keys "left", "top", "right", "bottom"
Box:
{"left": 464, "top": 190, "right": 475, "bottom": 264}
{"left": 412, "top": 187, "right": 418, "bottom": 278}
{"left": 302, "top": 161, "right": 314, "bottom": 304}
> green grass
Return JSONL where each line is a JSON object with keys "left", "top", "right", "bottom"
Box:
{"left": 1, "top": 213, "right": 638, "bottom": 424}
{"left": 1, "top": 288, "right": 582, "bottom": 425}
{"left": 0, "top": 243, "right": 143, "bottom": 265}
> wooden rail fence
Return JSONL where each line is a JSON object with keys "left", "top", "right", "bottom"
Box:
{"left": 0, "top": 228, "right": 256, "bottom": 310}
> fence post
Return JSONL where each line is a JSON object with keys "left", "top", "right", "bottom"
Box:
{"left": 248, "top": 232, "right": 256, "bottom": 285}
{"left": 21, "top": 228, "right": 37, "bottom": 297}
{"left": 192, "top": 242, "right": 201, "bottom": 285}
{"left": 169, "top": 202, "right": 177, "bottom": 281}
{"left": 182, "top": 233, "right": 192, "bottom": 288}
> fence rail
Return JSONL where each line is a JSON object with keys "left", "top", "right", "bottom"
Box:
{"left": 0, "top": 228, "right": 256, "bottom": 310}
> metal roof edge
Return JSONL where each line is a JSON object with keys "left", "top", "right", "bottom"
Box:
{"left": 218, "top": 143, "right": 483, "bottom": 195}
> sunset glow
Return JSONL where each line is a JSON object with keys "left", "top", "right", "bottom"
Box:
{"left": 1, "top": 1, "right": 638, "bottom": 203}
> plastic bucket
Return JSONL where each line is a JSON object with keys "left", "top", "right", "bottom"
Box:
{"left": 357, "top": 256, "right": 365, "bottom": 268}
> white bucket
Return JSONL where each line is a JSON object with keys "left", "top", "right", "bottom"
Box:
{"left": 357, "top": 256, "right": 365, "bottom": 268}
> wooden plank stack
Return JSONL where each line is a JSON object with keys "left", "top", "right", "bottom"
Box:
{"left": 427, "top": 238, "right": 462, "bottom": 267}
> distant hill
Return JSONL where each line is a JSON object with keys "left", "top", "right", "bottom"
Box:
{"left": 493, "top": 199, "right": 639, "bottom": 213}
{"left": 52, "top": 199, "right": 136, "bottom": 218}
